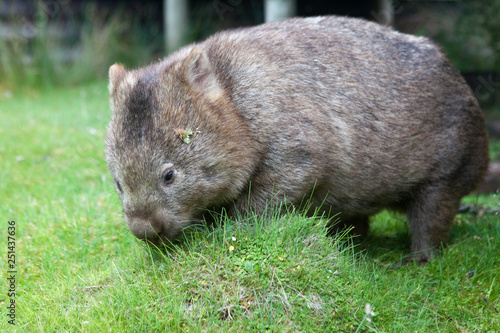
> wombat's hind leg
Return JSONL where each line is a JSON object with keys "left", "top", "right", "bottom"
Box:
{"left": 407, "top": 184, "right": 461, "bottom": 264}
{"left": 327, "top": 215, "right": 369, "bottom": 238}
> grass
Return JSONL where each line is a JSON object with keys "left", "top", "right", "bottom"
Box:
{"left": 0, "top": 82, "right": 499, "bottom": 332}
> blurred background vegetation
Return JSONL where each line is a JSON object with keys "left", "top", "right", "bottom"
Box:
{"left": 0, "top": 0, "right": 499, "bottom": 109}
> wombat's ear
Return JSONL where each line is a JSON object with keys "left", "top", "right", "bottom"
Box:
{"left": 109, "top": 64, "right": 126, "bottom": 94}
{"left": 181, "top": 47, "right": 223, "bottom": 101}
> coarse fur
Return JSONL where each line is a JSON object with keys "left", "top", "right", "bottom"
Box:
{"left": 105, "top": 16, "right": 489, "bottom": 263}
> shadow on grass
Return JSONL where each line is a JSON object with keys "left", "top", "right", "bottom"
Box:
{"left": 357, "top": 232, "right": 411, "bottom": 264}
{"left": 356, "top": 209, "right": 497, "bottom": 266}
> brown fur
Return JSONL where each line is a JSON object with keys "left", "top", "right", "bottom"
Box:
{"left": 105, "top": 16, "right": 489, "bottom": 263}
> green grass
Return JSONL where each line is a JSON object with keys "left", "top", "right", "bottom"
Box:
{"left": 0, "top": 83, "right": 499, "bottom": 332}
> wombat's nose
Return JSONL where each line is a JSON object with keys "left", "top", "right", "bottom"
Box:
{"left": 127, "top": 217, "right": 164, "bottom": 242}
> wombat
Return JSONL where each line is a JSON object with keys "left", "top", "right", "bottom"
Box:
{"left": 105, "top": 16, "right": 489, "bottom": 263}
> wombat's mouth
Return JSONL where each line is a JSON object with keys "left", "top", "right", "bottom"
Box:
{"left": 126, "top": 216, "right": 164, "bottom": 241}
{"left": 126, "top": 213, "right": 203, "bottom": 244}
{"left": 125, "top": 203, "right": 229, "bottom": 244}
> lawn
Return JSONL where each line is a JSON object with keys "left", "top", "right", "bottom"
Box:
{"left": 0, "top": 82, "right": 499, "bottom": 332}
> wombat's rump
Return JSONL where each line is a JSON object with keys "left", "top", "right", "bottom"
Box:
{"left": 105, "top": 16, "right": 489, "bottom": 263}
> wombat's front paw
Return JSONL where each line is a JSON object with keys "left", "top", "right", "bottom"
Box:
{"left": 395, "top": 252, "right": 432, "bottom": 267}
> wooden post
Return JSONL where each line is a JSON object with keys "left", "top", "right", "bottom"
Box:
{"left": 264, "top": 0, "right": 296, "bottom": 23}
{"left": 164, "top": 0, "right": 188, "bottom": 53}
{"left": 372, "top": 0, "right": 394, "bottom": 26}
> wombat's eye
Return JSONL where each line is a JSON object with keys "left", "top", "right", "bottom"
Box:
{"left": 163, "top": 170, "right": 175, "bottom": 184}
{"left": 114, "top": 179, "right": 123, "bottom": 193}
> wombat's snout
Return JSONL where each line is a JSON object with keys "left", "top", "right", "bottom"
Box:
{"left": 126, "top": 216, "right": 165, "bottom": 243}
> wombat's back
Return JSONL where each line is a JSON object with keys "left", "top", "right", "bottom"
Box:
{"left": 202, "top": 16, "right": 488, "bottom": 214}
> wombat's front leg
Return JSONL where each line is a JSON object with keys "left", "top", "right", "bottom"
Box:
{"left": 327, "top": 215, "right": 370, "bottom": 238}
{"left": 407, "top": 183, "right": 461, "bottom": 264}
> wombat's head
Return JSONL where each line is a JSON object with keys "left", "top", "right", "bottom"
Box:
{"left": 106, "top": 47, "right": 257, "bottom": 244}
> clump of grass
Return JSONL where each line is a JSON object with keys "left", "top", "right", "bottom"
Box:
{"left": 141, "top": 208, "right": 357, "bottom": 331}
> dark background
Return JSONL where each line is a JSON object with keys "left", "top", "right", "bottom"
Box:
{"left": 0, "top": 0, "right": 499, "bottom": 109}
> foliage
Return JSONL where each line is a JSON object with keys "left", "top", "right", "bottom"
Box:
{"left": 433, "top": 0, "right": 500, "bottom": 72}
{"left": 0, "top": 3, "right": 163, "bottom": 91}
{"left": 490, "top": 139, "right": 500, "bottom": 162}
